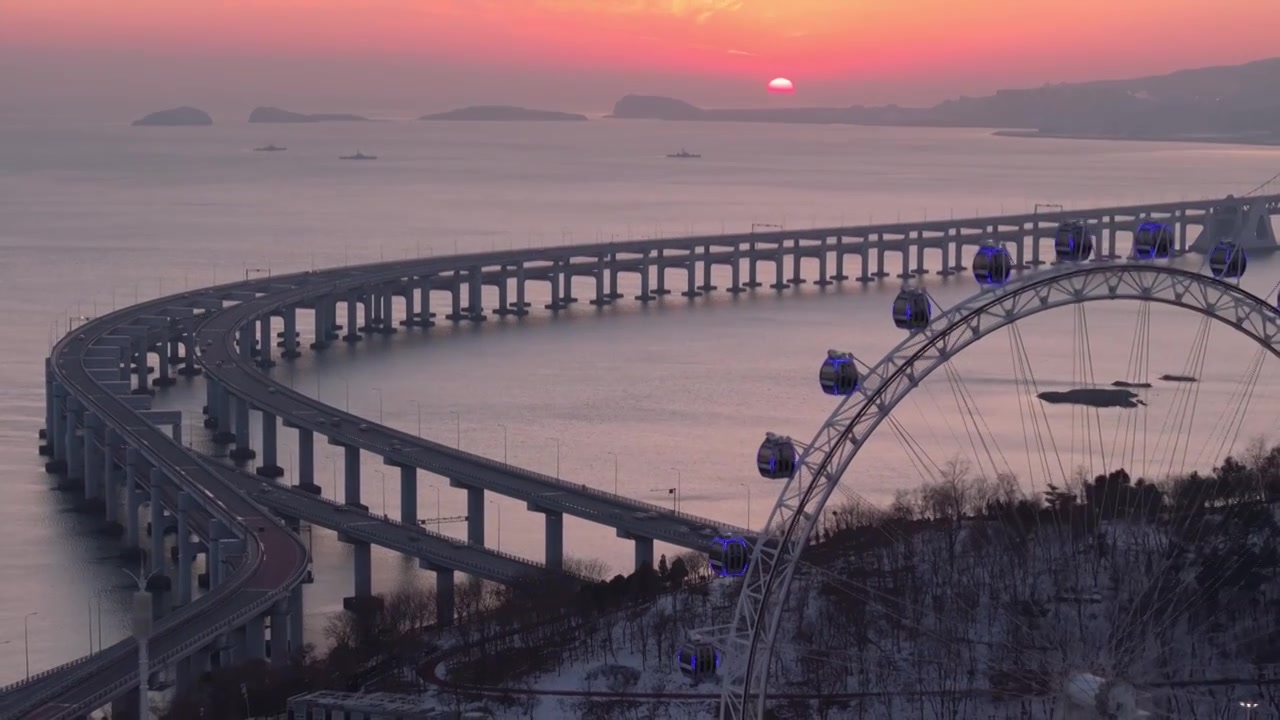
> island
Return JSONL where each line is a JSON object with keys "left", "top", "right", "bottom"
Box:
{"left": 249, "top": 106, "right": 370, "bottom": 123}
{"left": 607, "top": 55, "right": 1280, "bottom": 146}
{"left": 131, "top": 107, "right": 213, "bottom": 127}
{"left": 419, "top": 105, "right": 587, "bottom": 122}
{"left": 1037, "top": 388, "right": 1143, "bottom": 409}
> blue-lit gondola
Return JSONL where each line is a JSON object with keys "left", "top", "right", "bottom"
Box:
{"left": 819, "top": 350, "right": 859, "bottom": 396}
{"left": 1208, "top": 240, "right": 1246, "bottom": 279}
{"left": 710, "top": 536, "right": 751, "bottom": 577}
{"left": 1132, "top": 221, "right": 1173, "bottom": 260}
{"left": 891, "top": 288, "right": 931, "bottom": 330}
{"left": 677, "top": 642, "right": 720, "bottom": 680}
{"left": 972, "top": 242, "right": 1013, "bottom": 285}
{"left": 1054, "top": 221, "right": 1095, "bottom": 262}
{"left": 757, "top": 433, "right": 797, "bottom": 480}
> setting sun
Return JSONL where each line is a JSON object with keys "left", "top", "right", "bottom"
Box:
{"left": 767, "top": 77, "right": 795, "bottom": 94}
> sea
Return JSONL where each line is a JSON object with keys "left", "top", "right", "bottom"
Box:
{"left": 1, "top": 114, "right": 1278, "bottom": 685}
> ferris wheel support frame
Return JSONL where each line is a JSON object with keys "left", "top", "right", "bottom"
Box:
{"left": 718, "top": 261, "right": 1280, "bottom": 720}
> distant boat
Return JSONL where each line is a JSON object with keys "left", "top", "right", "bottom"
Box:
{"left": 254, "top": 144, "right": 287, "bottom": 152}
{"left": 667, "top": 148, "right": 701, "bottom": 159}
{"left": 339, "top": 151, "right": 377, "bottom": 160}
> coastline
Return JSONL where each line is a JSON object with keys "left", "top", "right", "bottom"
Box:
{"left": 992, "top": 128, "right": 1280, "bottom": 148}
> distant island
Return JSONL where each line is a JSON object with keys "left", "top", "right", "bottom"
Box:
{"left": 249, "top": 106, "right": 370, "bottom": 123}
{"left": 419, "top": 105, "right": 588, "bottom": 122}
{"left": 1037, "top": 388, "right": 1143, "bottom": 409}
{"left": 609, "top": 56, "right": 1280, "bottom": 145}
{"left": 132, "top": 107, "right": 213, "bottom": 127}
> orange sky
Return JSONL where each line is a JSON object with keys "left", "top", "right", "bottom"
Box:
{"left": 3, "top": 0, "right": 1279, "bottom": 111}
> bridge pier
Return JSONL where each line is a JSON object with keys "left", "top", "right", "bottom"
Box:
{"left": 281, "top": 307, "right": 301, "bottom": 358}
{"left": 545, "top": 262, "right": 565, "bottom": 310}
{"left": 450, "top": 480, "right": 485, "bottom": 545}
{"left": 343, "top": 297, "right": 361, "bottom": 343}
{"left": 681, "top": 260, "right": 701, "bottom": 298}
{"left": 257, "top": 316, "right": 275, "bottom": 368}
{"left": 148, "top": 468, "right": 168, "bottom": 581}
{"left": 310, "top": 302, "right": 329, "bottom": 350}
{"left": 617, "top": 529, "right": 654, "bottom": 571}
{"left": 154, "top": 342, "right": 175, "bottom": 386}
{"left": 297, "top": 427, "right": 318, "bottom": 492}
{"left": 244, "top": 614, "right": 267, "bottom": 660}
{"left": 230, "top": 395, "right": 255, "bottom": 461}
{"left": 382, "top": 292, "right": 397, "bottom": 332}
{"left": 290, "top": 586, "right": 304, "bottom": 655}
{"left": 770, "top": 253, "right": 789, "bottom": 290}
{"left": 399, "top": 465, "right": 417, "bottom": 528}
{"left": 104, "top": 464, "right": 122, "bottom": 530}
{"left": 131, "top": 340, "right": 149, "bottom": 394}
{"left": 512, "top": 266, "right": 529, "bottom": 316}
{"left": 212, "top": 381, "right": 235, "bottom": 444}
{"left": 340, "top": 534, "right": 379, "bottom": 614}
{"left": 176, "top": 491, "right": 194, "bottom": 605}
{"left": 343, "top": 444, "right": 364, "bottom": 509}
{"left": 420, "top": 561, "right": 456, "bottom": 626}
{"left": 178, "top": 334, "right": 201, "bottom": 376}
{"left": 101, "top": 430, "right": 120, "bottom": 518}
{"left": 256, "top": 411, "right": 283, "bottom": 477}
{"left": 636, "top": 255, "right": 656, "bottom": 301}
{"left": 63, "top": 396, "right": 84, "bottom": 484}
{"left": 124, "top": 449, "right": 143, "bottom": 550}
{"left": 528, "top": 504, "right": 564, "bottom": 571}
{"left": 83, "top": 411, "right": 102, "bottom": 502}
{"left": 270, "top": 599, "right": 289, "bottom": 666}
{"left": 47, "top": 379, "right": 65, "bottom": 464}
{"left": 789, "top": 240, "right": 806, "bottom": 285}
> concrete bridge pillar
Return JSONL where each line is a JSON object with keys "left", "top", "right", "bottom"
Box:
{"left": 154, "top": 342, "right": 174, "bottom": 386}
{"left": 636, "top": 252, "right": 656, "bottom": 301}
{"left": 103, "top": 436, "right": 121, "bottom": 527}
{"left": 297, "top": 427, "right": 316, "bottom": 491}
{"left": 937, "top": 235, "right": 954, "bottom": 276}
{"left": 230, "top": 395, "right": 255, "bottom": 462}
{"left": 399, "top": 465, "right": 417, "bottom": 528}
{"left": 382, "top": 292, "right": 397, "bottom": 332}
{"left": 543, "top": 509, "right": 564, "bottom": 571}
{"left": 859, "top": 247, "right": 872, "bottom": 282}
{"left": 244, "top": 614, "right": 267, "bottom": 660}
{"left": 338, "top": 538, "right": 375, "bottom": 614}
{"left": 257, "top": 316, "right": 275, "bottom": 368}
{"left": 281, "top": 306, "right": 300, "bottom": 358}
{"left": 131, "top": 340, "right": 149, "bottom": 394}
{"left": 256, "top": 411, "right": 282, "bottom": 477}
{"left": 310, "top": 302, "right": 329, "bottom": 350}
{"left": 608, "top": 255, "right": 623, "bottom": 300}
{"left": 453, "top": 482, "right": 485, "bottom": 545}
{"left": 898, "top": 243, "right": 912, "bottom": 279}
{"left": 270, "top": 600, "right": 289, "bottom": 666}
{"left": 420, "top": 283, "right": 438, "bottom": 325}
{"left": 399, "top": 287, "right": 417, "bottom": 326}
{"left": 654, "top": 258, "right": 668, "bottom": 296}
{"left": 176, "top": 491, "right": 194, "bottom": 605}
{"left": 789, "top": 239, "right": 806, "bottom": 285}
{"left": 816, "top": 241, "right": 833, "bottom": 285}
{"left": 420, "top": 561, "right": 456, "bottom": 627}
{"left": 360, "top": 294, "right": 375, "bottom": 332}
{"left": 467, "top": 267, "right": 486, "bottom": 321}
{"left": 494, "top": 267, "right": 512, "bottom": 315}
{"left": 148, "top": 468, "right": 167, "bottom": 578}
{"left": 545, "top": 262, "right": 565, "bottom": 311}
{"left": 179, "top": 334, "right": 201, "bottom": 376}
{"left": 207, "top": 518, "right": 228, "bottom": 589}
{"left": 590, "top": 256, "right": 610, "bottom": 306}
{"left": 727, "top": 249, "right": 745, "bottom": 292}
{"left": 1015, "top": 234, "right": 1028, "bottom": 268}
{"left": 770, "top": 251, "right": 789, "bottom": 290}
{"left": 697, "top": 247, "right": 716, "bottom": 292}
{"left": 213, "top": 381, "right": 235, "bottom": 444}
{"left": 343, "top": 297, "right": 361, "bottom": 343}
{"left": 289, "top": 586, "right": 304, "bottom": 654}
{"left": 513, "top": 266, "right": 529, "bottom": 316}
{"left": 681, "top": 258, "right": 701, "bottom": 298}
{"left": 618, "top": 530, "right": 655, "bottom": 571}
{"left": 745, "top": 244, "right": 762, "bottom": 288}
{"left": 874, "top": 244, "right": 888, "bottom": 278}
{"left": 344, "top": 444, "right": 363, "bottom": 508}
{"left": 83, "top": 411, "right": 102, "bottom": 501}
{"left": 831, "top": 238, "right": 849, "bottom": 282}
{"left": 124, "top": 450, "right": 143, "bottom": 548}
{"left": 237, "top": 325, "right": 254, "bottom": 362}
{"left": 63, "top": 396, "right": 84, "bottom": 482}
{"left": 48, "top": 379, "right": 65, "bottom": 463}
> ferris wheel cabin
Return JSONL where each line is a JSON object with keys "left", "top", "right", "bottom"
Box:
{"left": 971, "top": 242, "right": 1013, "bottom": 285}
{"left": 677, "top": 642, "right": 720, "bottom": 680}
{"left": 818, "top": 350, "right": 860, "bottom": 396}
{"left": 1132, "top": 221, "right": 1174, "bottom": 260}
{"left": 757, "top": 433, "right": 798, "bottom": 479}
{"left": 1208, "top": 240, "right": 1247, "bottom": 279}
{"left": 710, "top": 536, "right": 751, "bottom": 577}
{"left": 891, "top": 288, "right": 932, "bottom": 330}
{"left": 1054, "top": 220, "right": 1095, "bottom": 262}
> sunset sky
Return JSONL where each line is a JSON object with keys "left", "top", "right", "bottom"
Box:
{"left": 3, "top": 0, "right": 1278, "bottom": 117}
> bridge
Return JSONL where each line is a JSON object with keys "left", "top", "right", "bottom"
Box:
{"left": 11, "top": 191, "right": 1275, "bottom": 719}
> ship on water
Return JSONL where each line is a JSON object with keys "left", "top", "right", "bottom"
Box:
{"left": 339, "top": 151, "right": 377, "bottom": 160}
{"left": 667, "top": 148, "right": 701, "bottom": 159}
{"left": 254, "top": 144, "right": 287, "bottom": 152}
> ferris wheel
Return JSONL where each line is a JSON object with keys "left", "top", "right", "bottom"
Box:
{"left": 676, "top": 221, "right": 1280, "bottom": 719}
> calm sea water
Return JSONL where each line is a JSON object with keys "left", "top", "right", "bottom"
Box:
{"left": 1, "top": 115, "right": 1278, "bottom": 684}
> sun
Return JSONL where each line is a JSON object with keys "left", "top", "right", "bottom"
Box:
{"left": 767, "top": 77, "right": 795, "bottom": 94}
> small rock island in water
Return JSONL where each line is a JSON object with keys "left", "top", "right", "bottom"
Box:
{"left": 419, "top": 105, "right": 588, "bottom": 122}
{"left": 1038, "top": 388, "right": 1144, "bottom": 409}
{"left": 249, "top": 106, "right": 370, "bottom": 123}
{"left": 132, "top": 107, "right": 213, "bottom": 126}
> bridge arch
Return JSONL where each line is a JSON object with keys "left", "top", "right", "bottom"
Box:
{"left": 719, "top": 262, "right": 1280, "bottom": 719}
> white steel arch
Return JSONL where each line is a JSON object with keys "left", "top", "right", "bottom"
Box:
{"left": 718, "top": 261, "right": 1280, "bottom": 719}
